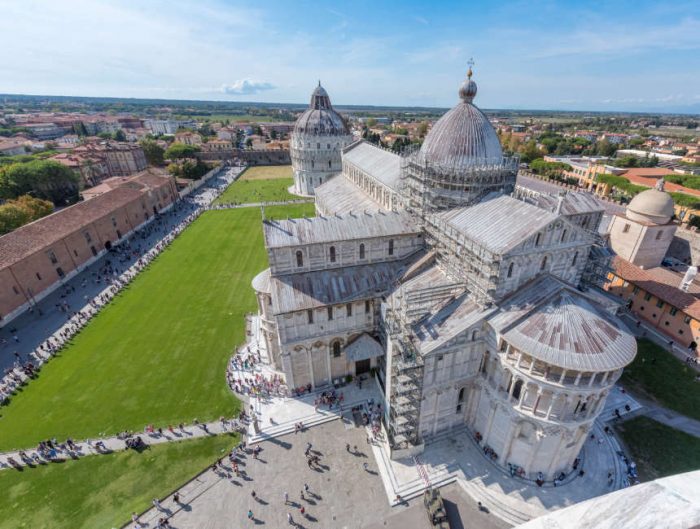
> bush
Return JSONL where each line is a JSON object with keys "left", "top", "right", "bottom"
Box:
{"left": 0, "top": 160, "right": 79, "bottom": 205}
{"left": 0, "top": 195, "right": 54, "bottom": 235}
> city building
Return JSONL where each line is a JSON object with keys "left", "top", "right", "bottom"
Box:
{"left": 73, "top": 141, "right": 148, "bottom": 177}
{"left": 144, "top": 119, "right": 196, "bottom": 135}
{"left": 0, "top": 169, "right": 178, "bottom": 325}
{"left": 289, "top": 83, "right": 353, "bottom": 195}
{"left": 174, "top": 131, "right": 202, "bottom": 145}
{"left": 0, "top": 137, "right": 28, "bottom": 156}
{"left": 51, "top": 152, "right": 110, "bottom": 187}
{"left": 251, "top": 69, "right": 636, "bottom": 479}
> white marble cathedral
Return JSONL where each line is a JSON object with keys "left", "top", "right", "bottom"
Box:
{"left": 251, "top": 68, "right": 637, "bottom": 480}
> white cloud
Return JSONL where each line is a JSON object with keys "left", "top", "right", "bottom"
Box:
{"left": 221, "top": 79, "right": 275, "bottom": 96}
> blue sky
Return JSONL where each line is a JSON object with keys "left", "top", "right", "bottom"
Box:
{"left": 1, "top": 0, "right": 699, "bottom": 112}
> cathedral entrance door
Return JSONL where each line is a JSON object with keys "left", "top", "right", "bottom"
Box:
{"left": 355, "top": 359, "right": 371, "bottom": 376}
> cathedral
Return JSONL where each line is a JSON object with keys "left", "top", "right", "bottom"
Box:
{"left": 251, "top": 68, "right": 637, "bottom": 480}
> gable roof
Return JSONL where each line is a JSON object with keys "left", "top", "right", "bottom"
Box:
{"left": 342, "top": 140, "right": 402, "bottom": 191}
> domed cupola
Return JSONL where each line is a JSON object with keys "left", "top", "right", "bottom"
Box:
{"left": 418, "top": 65, "right": 503, "bottom": 169}
{"left": 294, "top": 82, "right": 349, "bottom": 136}
{"left": 626, "top": 178, "right": 675, "bottom": 224}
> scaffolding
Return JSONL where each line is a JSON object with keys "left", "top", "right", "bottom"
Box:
{"left": 399, "top": 146, "right": 519, "bottom": 217}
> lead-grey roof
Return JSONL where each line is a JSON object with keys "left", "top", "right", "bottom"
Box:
{"left": 344, "top": 333, "right": 384, "bottom": 362}
{"left": 435, "top": 195, "right": 558, "bottom": 255}
{"left": 315, "top": 174, "right": 387, "bottom": 215}
{"left": 270, "top": 255, "right": 421, "bottom": 314}
{"left": 418, "top": 95, "right": 503, "bottom": 169}
{"left": 263, "top": 210, "right": 417, "bottom": 249}
{"left": 527, "top": 191, "right": 605, "bottom": 216}
{"left": 293, "top": 83, "right": 349, "bottom": 136}
{"left": 251, "top": 267, "right": 271, "bottom": 294}
{"left": 488, "top": 275, "right": 637, "bottom": 372}
{"left": 342, "top": 141, "right": 402, "bottom": 191}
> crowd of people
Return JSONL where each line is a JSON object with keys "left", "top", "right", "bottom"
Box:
{"left": 227, "top": 345, "right": 287, "bottom": 399}
{"left": 0, "top": 167, "right": 242, "bottom": 407}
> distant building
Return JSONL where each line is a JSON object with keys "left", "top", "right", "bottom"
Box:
{"left": 0, "top": 169, "right": 178, "bottom": 325}
{"left": 174, "top": 131, "right": 202, "bottom": 145}
{"left": 0, "top": 138, "right": 28, "bottom": 156}
{"left": 260, "top": 122, "right": 295, "bottom": 136}
{"left": 51, "top": 152, "right": 110, "bottom": 187}
{"left": 201, "top": 140, "right": 233, "bottom": 153}
{"left": 22, "top": 122, "right": 65, "bottom": 140}
{"left": 144, "top": 119, "right": 196, "bottom": 135}
{"left": 73, "top": 141, "right": 148, "bottom": 178}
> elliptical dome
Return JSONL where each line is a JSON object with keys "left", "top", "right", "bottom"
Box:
{"left": 418, "top": 67, "right": 503, "bottom": 169}
{"left": 626, "top": 181, "right": 675, "bottom": 224}
{"left": 294, "top": 82, "right": 349, "bottom": 136}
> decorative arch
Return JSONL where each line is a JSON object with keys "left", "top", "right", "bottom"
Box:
{"left": 329, "top": 246, "right": 336, "bottom": 263}
{"left": 507, "top": 262, "right": 514, "bottom": 278}
{"left": 296, "top": 250, "right": 304, "bottom": 267}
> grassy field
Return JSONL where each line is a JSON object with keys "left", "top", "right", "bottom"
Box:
{"left": 0, "top": 434, "right": 237, "bottom": 529}
{"left": 214, "top": 166, "right": 297, "bottom": 205}
{"left": 240, "top": 165, "right": 293, "bottom": 180}
{"left": 621, "top": 338, "right": 700, "bottom": 421}
{"left": 616, "top": 416, "right": 700, "bottom": 481}
{"left": 0, "top": 203, "right": 314, "bottom": 451}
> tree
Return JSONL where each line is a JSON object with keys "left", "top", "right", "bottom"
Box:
{"left": 245, "top": 138, "right": 253, "bottom": 149}
{"left": 97, "top": 132, "right": 113, "bottom": 140}
{"left": 417, "top": 121, "right": 429, "bottom": 138}
{"left": 0, "top": 194, "right": 54, "bottom": 235}
{"left": 270, "top": 130, "right": 278, "bottom": 140}
{"left": 140, "top": 139, "right": 165, "bottom": 166}
{"left": 164, "top": 143, "right": 200, "bottom": 160}
{"left": 113, "top": 129, "right": 126, "bottom": 142}
{"left": 0, "top": 160, "right": 80, "bottom": 205}
{"left": 365, "top": 118, "right": 377, "bottom": 127}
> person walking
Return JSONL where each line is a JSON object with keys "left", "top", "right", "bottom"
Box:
{"left": 284, "top": 491, "right": 289, "bottom": 504}
{"left": 248, "top": 509, "right": 254, "bottom": 521}
{"left": 287, "top": 512, "right": 294, "bottom": 526}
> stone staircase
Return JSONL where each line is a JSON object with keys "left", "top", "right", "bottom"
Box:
{"left": 457, "top": 477, "right": 540, "bottom": 527}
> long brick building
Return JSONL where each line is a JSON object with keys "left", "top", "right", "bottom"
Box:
{"left": 0, "top": 169, "right": 177, "bottom": 325}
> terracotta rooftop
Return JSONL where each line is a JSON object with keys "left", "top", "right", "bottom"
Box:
{"left": 611, "top": 256, "right": 700, "bottom": 320}
{"left": 0, "top": 186, "right": 143, "bottom": 269}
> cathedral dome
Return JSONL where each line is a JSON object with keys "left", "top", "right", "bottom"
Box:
{"left": 626, "top": 180, "right": 675, "bottom": 224}
{"left": 418, "top": 67, "right": 503, "bottom": 169}
{"left": 294, "top": 82, "right": 349, "bottom": 136}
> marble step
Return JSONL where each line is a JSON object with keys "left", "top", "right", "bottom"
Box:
{"left": 458, "top": 477, "right": 537, "bottom": 527}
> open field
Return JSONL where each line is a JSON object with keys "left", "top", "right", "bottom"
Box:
{"left": 0, "top": 434, "right": 237, "bottom": 529}
{"left": 0, "top": 204, "right": 314, "bottom": 451}
{"left": 620, "top": 338, "right": 700, "bottom": 421}
{"left": 616, "top": 416, "right": 700, "bottom": 481}
{"left": 214, "top": 166, "right": 297, "bottom": 204}
{"left": 240, "top": 165, "right": 293, "bottom": 180}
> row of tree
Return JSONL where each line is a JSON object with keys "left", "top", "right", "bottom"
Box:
{"left": 0, "top": 160, "right": 80, "bottom": 205}
{"left": 0, "top": 195, "right": 54, "bottom": 235}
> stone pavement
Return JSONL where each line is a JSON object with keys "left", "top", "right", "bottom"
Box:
{"left": 0, "top": 417, "right": 242, "bottom": 472}
{"left": 124, "top": 420, "right": 508, "bottom": 529}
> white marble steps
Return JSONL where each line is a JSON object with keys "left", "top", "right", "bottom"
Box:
{"left": 458, "top": 477, "right": 538, "bottom": 527}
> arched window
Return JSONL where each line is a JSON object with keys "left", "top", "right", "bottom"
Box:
{"left": 388, "top": 239, "right": 394, "bottom": 255}
{"left": 458, "top": 387, "right": 465, "bottom": 402}
{"left": 655, "top": 230, "right": 663, "bottom": 240}
{"left": 329, "top": 246, "right": 336, "bottom": 263}
{"left": 535, "top": 233, "right": 542, "bottom": 246}
{"left": 512, "top": 379, "right": 523, "bottom": 400}
{"left": 359, "top": 243, "right": 365, "bottom": 259}
{"left": 572, "top": 251, "right": 579, "bottom": 266}
{"left": 540, "top": 256, "right": 548, "bottom": 271}
{"left": 332, "top": 341, "right": 341, "bottom": 357}
{"left": 328, "top": 160, "right": 332, "bottom": 169}
{"left": 471, "top": 330, "right": 478, "bottom": 341}
{"left": 561, "top": 230, "right": 567, "bottom": 243}
{"left": 296, "top": 250, "right": 304, "bottom": 267}
{"left": 507, "top": 262, "right": 514, "bottom": 278}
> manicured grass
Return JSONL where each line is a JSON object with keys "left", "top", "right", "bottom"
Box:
{"left": 0, "top": 434, "right": 237, "bottom": 529}
{"left": 0, "top": 204, "right": 314, "bottom": 451}
{"left": 616, "top": 416, "right": 700, "bottom": 481}
{"left": 215, "top": 166, "right": 300, "bottom": 204}
{"left": 240, "top": 165, "right": 293, "bottom": 180}
{"left": 621, "top": 338, "right": 700, "bottom": 421}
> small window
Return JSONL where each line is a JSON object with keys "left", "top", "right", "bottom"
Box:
{"left": 656, "top": 300, "right": 664, "bottom": 309}
{"left": 332, "top": 341, "right": 341, "bottom": 358}
{"left": 561, "top": 230, "right": 567, "bottom": 243}
{"left": 684, "top": 315, "right": 692, "bottom": 324}
{"left": 84, "top": 231, "right": 92, "bottom": 243}
{"left": 56, "top": 267, "right": 65, "bottom": 278}
{"left": 388, "top": 239, "right": 394, "bottom": 256}
{"left": 632, "top": 286, "right": 640, "bottom": 294}
{"left": 47, "top": 250, "right": 58, "bottom": 264}
{"left": 327, "top": 306, "right": 333, "bottom": 320}
{"left": 535, "top": 233, "right": 542, "bottom": 246}
{"left": 365, "top": 299, "right": 371, "bottom": 313}
{"left": 656, "top": 230, "right": 663, "bottom": 240}
{"left": 622, "top": 223, "right": 631, "bottom": 233}
{"left": 296, "top": 250, "right": 304, "bottom": 267}
{"left": 12, "top": 286, "right": 19, "bottom": 295}
{"left": 507, "top": 263, "right": 514, "bottom": 278}
{"left": 644, "top": 293, "right": 652, "bottom": 302}
{"left": 669, "top": 307, "right": 678, "bottom": 316}
{"left": 359, "top": 243, "right": 365, "bottom": 260}
{"left": 471, "top": 330, "right": 478, "bottom": 341}
{"left": 111, "top": 217, "right": 117, "bottom": 227}
{"left": 540, "top": 256, "right": 547, "bottom": 271}
{"left": 329, "top": 246, "right": 336, "bottom": 263}
{"left": 346, "top": 303, "right": 352, "bottom": 317}
{"left": 307, "top": 310, "right": 313, "bottom": 324}
{"left": 36, "top": 272, "right": 42, "bottom": 280}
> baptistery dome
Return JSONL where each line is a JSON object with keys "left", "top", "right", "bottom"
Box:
{"left": 294, "top": 82, "right": 349, "bottom": 136}
{"left": 419, "top": 68, "right": 503, "bottom": 168}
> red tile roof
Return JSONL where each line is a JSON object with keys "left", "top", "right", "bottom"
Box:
{"left": 611, "top": 256, "right": 700, "bottom": 320}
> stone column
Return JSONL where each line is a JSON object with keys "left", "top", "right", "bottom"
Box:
{"left": 588, "top": 373, "right": 597, "bottom": 387}
{"left": 307, "top": 349, "right": 315, "bottom": 389}
{"left": 546, "top": 392, "right": 558, "bottom": 420}
{"left": 558, "top": 369, "right": 567, "bottom": 384}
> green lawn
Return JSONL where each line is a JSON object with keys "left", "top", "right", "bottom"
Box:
{"left": 0, "top": 434, "right": 237, "bottom": 529}
{"left": 214, "top": 177, "right": 298, "bottom": 205}
{"left": 239, "top": 165, "right": 293, "bottom": 181}
{"left": 616, "top": 416, "right": 700, "bottom": 481}
{"left": 621, "top": 338, "right": 700, "bottom": 421}
{"left": 0, "top": 203, "right": 314, "bottom": 451}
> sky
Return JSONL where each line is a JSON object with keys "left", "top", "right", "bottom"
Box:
{"left": 1, "top": 0, "right": 699, "bottom": 113}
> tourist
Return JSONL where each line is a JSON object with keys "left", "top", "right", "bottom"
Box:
{"left": 284, "top": 491, "right": 289, "bottom": 504}
{"left": 287, "top": 512, "right": 294, "bottom": 525}
{"left": 152, "top": 498, "right": 162, "bottom": 511}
